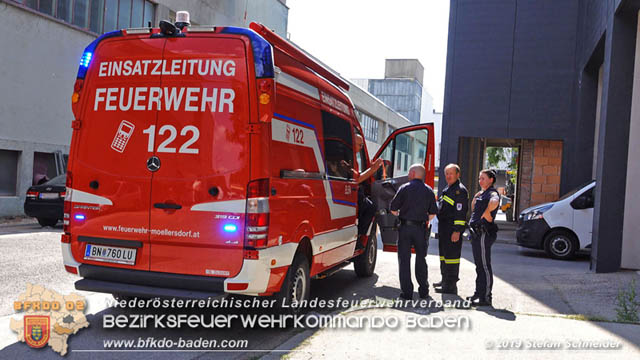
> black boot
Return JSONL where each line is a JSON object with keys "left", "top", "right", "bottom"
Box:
{"left": 435, "top": 283, "right": 457, "bottom": 295}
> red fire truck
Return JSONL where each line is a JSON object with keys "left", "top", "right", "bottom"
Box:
{"left": 62, "top": 16, "right": 434, "bottom": 306}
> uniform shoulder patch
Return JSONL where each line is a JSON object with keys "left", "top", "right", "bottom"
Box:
{"left": 457, "top": 203, "right": 462, "bottom": 211}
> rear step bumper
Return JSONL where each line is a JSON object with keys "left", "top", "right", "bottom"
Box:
{"left": 76, "top": 264, "right": 225, "bottom": 299}
{"left": 75, "top": 279, "right": 225, "bottom": 300}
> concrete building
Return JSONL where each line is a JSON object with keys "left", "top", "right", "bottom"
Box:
{"left": 420, "top": 89, "right": 442, "bottom": 169}
{"left": 357, "top": 59, "right": 424, "bottom": 125}
{"left": 347, "top": 81, "right": 414, "bottom": 156}
{"left": 441, "top": 0, "right": 640, "bottom": 271}
{"left": 0, "top": 0, "right": 288, "bottom": 216}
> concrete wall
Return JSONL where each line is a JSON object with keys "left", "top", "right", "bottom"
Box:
{"left": 622, "top": 9, "right": 640, "bottom": 270}
{"left": 347, "top": 81, "right": 414, "bottom": 156}
{"left": 156, "top": 0, "right": 288, "bottom": 37}
{"left": 384, "top": 59, "right": 424, "bottom": 86}
{"left": 0, "top": 2, "right": 92, "bottom": 216}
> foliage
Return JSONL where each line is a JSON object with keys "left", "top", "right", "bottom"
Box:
{"left": 615, "top": 278, "right": 640, "bottom": 323}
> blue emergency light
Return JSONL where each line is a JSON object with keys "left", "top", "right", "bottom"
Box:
{"left": 74, "top": 214, "right": 86, "bottom": 221}
{"left": 223, "top": 224, "right": 238, "bottom": 233}
{"left": 76, "top": 30, "right": 122, "bottom": 79}
{"left": 79, "top": 52, "right": 92, "bottom": 68}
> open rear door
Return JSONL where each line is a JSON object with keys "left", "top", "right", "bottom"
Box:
{"left": 370, "top": 124, "right": 435, "bottom": 252}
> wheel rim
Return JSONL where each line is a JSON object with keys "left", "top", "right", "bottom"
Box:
{"left": 290, "top": 267, "right": 307, "bottom": 303}
{"left": 551, "top": 236, "right": 571, "bottom": 256}
{"left": 367, "top": 238, "right": 376, "bottom": 265}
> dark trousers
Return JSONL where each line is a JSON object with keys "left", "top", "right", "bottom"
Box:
{"left": 357, "top": 192, "right": 375, "bottom": 235}
{"left": 438, "top": 220, "right": 462, "bottom": 285}
{"left": 471, "top": 228, "right": 497, "bottom": 301}
{"left": 397, "top": 224, "right": 429, "bottom": 298}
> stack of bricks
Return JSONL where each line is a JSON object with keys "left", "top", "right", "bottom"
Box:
{"left": 518, "top": 140, "right": 535, "bottom": 212}
{"left": 531, "top": 140, "right": 563, "bottom": 206}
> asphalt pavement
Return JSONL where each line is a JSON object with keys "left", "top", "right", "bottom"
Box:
{"left": 0, "top": 222, "right": 638, "bottom": 359}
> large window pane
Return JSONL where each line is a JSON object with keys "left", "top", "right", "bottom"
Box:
{"left": 90, "top": 0, "right": 104, "bottom": 33}
{"left": 26, "top": 0, "right": 38, "bottom": 10}
{"left": 104, "top": 0, "right": 118, "bottom": 32}
{"left": 39, "top": 0, "right": 55, "bottom": 16}
{"left": 56, "top": 0, "right": 71, "bottom": 22}
{"left": 131, "top": 0, "right": 143, "bottom": 27}
{"left": 143, "top": 0, "right": 154, "bottom": 27}
{"left": 118, "top": 0, "right": 131, "bottom": 29}
{"left": 73, "top": 0, "right": 89, "bottom": 28}
{"left": 0, "top": 150, "right": 20, "bottom": 196}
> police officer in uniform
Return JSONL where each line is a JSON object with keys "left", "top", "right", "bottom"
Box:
{"left": 467, "top": 169, "right": 500, "bottom": 307}
{"left": 390, "top": 164, "right": 438, "bottom": 300}
{"left": 434, "top": 164, "right": 468, "bottom": 295}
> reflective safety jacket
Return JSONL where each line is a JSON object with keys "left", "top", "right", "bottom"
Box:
{"left": 437, "top": 180, "right": 469, "bottom": 233}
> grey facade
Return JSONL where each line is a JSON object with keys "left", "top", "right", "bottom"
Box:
{"left": 364, "top": 59, "right": 424, "bottom": 125}
{"left": 0, "top": 0, "right": 288, "bottom": 216}
{"left": 442, "top": 0, "right": 640, "bottom": 271}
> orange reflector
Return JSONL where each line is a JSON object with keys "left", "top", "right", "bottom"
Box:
{"left": 71, "top": 93, "right": 80, "bottom": 103}
{"left": 227, "top": 283, "right": 249, "bottom": 291}
{"left": 64, "top": 265, "right": 78, "bottom": 274}
{"left": 271, "top": 259, "right": 276, "bottom": 266}
{"left": 259, "top": 93, "right": 270, "bottom": 104}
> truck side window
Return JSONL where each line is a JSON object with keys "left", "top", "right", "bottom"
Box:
{"left": 322, "top": 111, "right": 354, "bottom": 180}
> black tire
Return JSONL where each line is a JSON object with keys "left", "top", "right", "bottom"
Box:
{"left": 274, "top": 252, "right": 310, "bottom": 312}
{"left": 544, "top": 230, "right": 578, "bottom": 260}
{"left": 354, "top": 221, "right": 377, "bottom": 277}
{"left": 37, "top": 218, "right": 58, "bottom": 227}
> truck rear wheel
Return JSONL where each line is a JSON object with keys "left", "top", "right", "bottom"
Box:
{"left": 275, "top": 252, "right": 310, "bottom": 312}
{"left": 354, "top": 222, "right": 377, "bottom": 277}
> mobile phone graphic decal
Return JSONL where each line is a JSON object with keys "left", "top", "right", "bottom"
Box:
{"left": 111, "top": 120, "right": 135, "bottom": 153}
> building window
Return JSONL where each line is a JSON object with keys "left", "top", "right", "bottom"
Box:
{"left": 388, "top": 125, "right": 396, "bottom": 137}
{"left": 0, "top": 150, "right": 20, "bottom": 196}
{"left": 13, "top": 0, "right": 155, "bottom": 34}
{"left": 356, "top": 110, "right": 379, "bottom": 143}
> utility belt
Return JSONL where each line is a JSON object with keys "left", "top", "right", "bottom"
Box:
{"left": 400, "top": 219, "right": 427, "bottom": 227}
{"left": 469, "top": 220, "right": 498, "bottom": 237}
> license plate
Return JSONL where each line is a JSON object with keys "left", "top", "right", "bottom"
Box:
{"left": 84, "top": 244, "right": 136, "bottom": 265}
{"left": 39, "top": 193, "right": 59, "bottom": 199}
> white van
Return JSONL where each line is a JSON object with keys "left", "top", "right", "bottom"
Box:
{"left": 516, "top": 180, "right": 595, "bottom": 260}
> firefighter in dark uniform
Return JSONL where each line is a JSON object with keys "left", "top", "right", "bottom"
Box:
{"left": 467, "top": 169, "right": 500, "bottom": 307}
{"left": 390, "top": 164, "right": 438, "bottom": 300}
{"left": 434, "top": 164, "right": 468, "bottom": 295}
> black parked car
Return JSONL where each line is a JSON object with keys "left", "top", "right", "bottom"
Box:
{"left": 24, "top": 174, "right": 66, "bottom": 227}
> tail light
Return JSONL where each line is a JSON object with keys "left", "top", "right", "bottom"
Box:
{"left": 63, "top": 171, "right": 73, "bottom": 234}
{"left": 257, "top": 79, "right": 274, "bottom": 123}
{"left": 244, "top": 178, "right": 270, "bottom": 249}
{"left": 26, "top": 190, "right": 39, "bottom": 199}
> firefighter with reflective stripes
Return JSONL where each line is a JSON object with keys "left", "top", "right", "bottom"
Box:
{"left": 467, "top": 169, "right": 500, "bottom": 307}
{"left": 434, "top": 164, "right": 468, "bottom": 295}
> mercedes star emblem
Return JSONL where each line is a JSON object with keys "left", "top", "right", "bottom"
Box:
{"left": 147, "top": 156, "right": 161, "bottom": 172}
